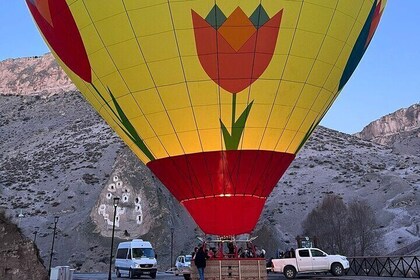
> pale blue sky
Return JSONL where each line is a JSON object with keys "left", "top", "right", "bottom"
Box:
{"left": 0, "top": 1, "right": 418, "bottom": 134}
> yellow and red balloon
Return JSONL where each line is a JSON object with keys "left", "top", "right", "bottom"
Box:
{"left": 27, "top": 0, "right": 386, "bottom": 235}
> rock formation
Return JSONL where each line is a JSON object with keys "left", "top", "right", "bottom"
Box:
{"left": 355, "top": 104, "right": 420, "bottom": 146}
{"left": 0, "top": 53, "right": 74, "bottom": 96}
{"left": 0, "top": 211, "right": 48, "bottom": 280}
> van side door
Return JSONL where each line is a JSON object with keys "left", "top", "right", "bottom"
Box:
{"left": 116, "top": 248, "right": 129, "bottom": 271}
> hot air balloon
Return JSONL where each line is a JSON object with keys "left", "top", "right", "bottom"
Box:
{"left": 26, "top": 0, "right": 386, "bottom": 236}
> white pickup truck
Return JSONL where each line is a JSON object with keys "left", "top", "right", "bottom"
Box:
{"left": 174, "top": 255, "right": 192, "bottom": 280}
{"left": 271, "top": 248, "right": 349, "bottom": 279}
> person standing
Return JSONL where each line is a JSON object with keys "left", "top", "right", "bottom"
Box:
{"left": 192, "top": 247, "right": 198, "bottom": 259}
{"left": 194, "top": 246, "right": 207, "bottom": 280}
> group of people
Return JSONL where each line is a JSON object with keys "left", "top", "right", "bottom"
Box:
{"left": 237, "top": 245, "right": 266, "bottom": 258}
{"left": 278, "top": 248, "right": 296, "bottom": 258}
{"left": 190, "top": 243, "right": 266, "bottom": 280}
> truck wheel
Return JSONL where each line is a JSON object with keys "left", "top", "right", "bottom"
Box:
{"left": 283, "top": 266, "right": 297, "bottom": 279}
{"left": 115, "top": 268, "right": 121, "bottom": 278}
{"left": 184, "top": 274, "right": 191, "bottom": 280}
{"left": 331, "top": 263, "right": 344, "bottom": 276}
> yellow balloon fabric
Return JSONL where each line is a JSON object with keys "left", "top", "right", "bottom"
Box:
{"left": 27, "top": 0, "right": 386, "bottom": 162}
{"left": 27, "top": 0, "right": 386, "bottom": 235}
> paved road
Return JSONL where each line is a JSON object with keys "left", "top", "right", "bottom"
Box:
{"left": 72, "top": 272, "right": 412, "bottom": 280}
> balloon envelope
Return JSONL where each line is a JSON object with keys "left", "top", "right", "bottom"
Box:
{"left": 27, "top": 0, "right": 386, "bottom": 235}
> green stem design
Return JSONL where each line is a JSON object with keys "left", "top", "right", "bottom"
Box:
{"left": 220, "top": 95, "right": 254, "bottom": 150}
{"left": 296, "top": 96, "right": 337, "bottom": 153}
{"left": 91, "top": 84, "right": 155, "bottom": 161}
{"left": 295, "top": 114, "right": 325, "bottom": 154}
{"left": 231, "top": 94, "right": 236, "bottom": 127}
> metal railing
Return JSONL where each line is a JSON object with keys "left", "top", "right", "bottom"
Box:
{"left": 346, "top": 256, "right": 420, "bottom": 278}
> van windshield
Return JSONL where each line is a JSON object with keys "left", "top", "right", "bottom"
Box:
{"left": 132, "top": 248, "right": 155, "bottom": 259}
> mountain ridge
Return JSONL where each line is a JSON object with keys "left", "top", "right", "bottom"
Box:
{"left": 355, "top": 104, "right": 420, "bottom": 146}
{"left": 0, "top": 54, "right": 74, "bottom": 96}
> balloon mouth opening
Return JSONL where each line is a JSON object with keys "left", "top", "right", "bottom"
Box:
{"left": 182, "top": 195, "right": 266, "bottom": 235}
{"left": 148, "top": 150, "right": 295, "bottom": 235}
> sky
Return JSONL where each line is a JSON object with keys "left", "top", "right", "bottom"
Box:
{"left": 0, "top": 1, "right": 419, "bottom": 134}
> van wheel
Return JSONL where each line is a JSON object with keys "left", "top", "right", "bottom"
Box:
{"left": 150, "top": 272, "right": 157, "bottom": 279}
{"left": 284, "top": 266, "right": 297, "bottom": 279}
{"left": 331, "top": 263, "right": 344, "bottom": 276}
{"left": 115, "top": 268, "right": 121, "bottom": 278}
{"left": 128, "top": 269, "right": 134, "bottom": 279}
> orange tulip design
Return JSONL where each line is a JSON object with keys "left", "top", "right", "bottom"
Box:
{"left": 192, "top": 5, "right": 283, "bottom": 94}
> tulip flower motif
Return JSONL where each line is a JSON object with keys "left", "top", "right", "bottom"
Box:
{"left": 26, "top": 0, "right": 91, "bottom": 83}
{"left": 192, "top": 5, "right": 283, "bottom": 150}
{"left": 192, "top": 5, "right": 283, "bottom": 94}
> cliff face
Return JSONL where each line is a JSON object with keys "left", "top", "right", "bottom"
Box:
{"left": 0, "top": 54, "right": 74, "bottom": 95}
{"left": 0, "top": 211, "right": 48, "bottom": 280}
{"left": 355, "top": 104, "right": 420, "bottom": 146}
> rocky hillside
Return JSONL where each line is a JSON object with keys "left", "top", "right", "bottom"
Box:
{"left": 0, "top": 91, "right": 197, "bottom": 272}
{"left": 0, "top": 54, "right": 419, "bottom": 272}
{"left": 0, "top": 54, "right": 74, "bottom": 95}
{"left": 257, "top": 125, "right": 419, "bottom": 257}
{"left": 356, "top": 104, "right": 420, "bottom": 147}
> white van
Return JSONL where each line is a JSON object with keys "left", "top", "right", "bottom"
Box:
{"left": 115, "top": 239, "right": 157, "bottom": 279}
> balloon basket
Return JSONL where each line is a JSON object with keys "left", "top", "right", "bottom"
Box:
{"left": 189, "top": 258, "right": 267, "bottom": 280}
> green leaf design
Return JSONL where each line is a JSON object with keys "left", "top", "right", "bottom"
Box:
{"left": 296, "top": 115, "right": 324, "bottom": 154}
{"left": 91, "top": 84, "right": 155, "bottom": 161}
{"left": 221, "top": 101, "right": 254, "bottom": 150}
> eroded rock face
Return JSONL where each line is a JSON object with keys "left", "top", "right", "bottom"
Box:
{"left": 91, "top": 154, "right": 158, "bottom": 238}
{"left": 0, "top": 54, "right": 74, "bottom": 95}
{"left": 89, "top": 147, "right": 199, "bottom": 268}
{"left": 355, "top": 104, "right": 420, "bottom": 145}
{"left": 93, "top": 174, "right": 149, "bottom": 237}
{"left": 0, "top": 212, "right": 48, "bottom": 280}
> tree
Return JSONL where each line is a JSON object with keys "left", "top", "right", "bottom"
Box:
{"left": 302, "top": 195, "right": 379, "bottom": 256}
{"left": 302, "top": 195, "right": 349, "bottom": 254}
{"left": 347, "top": 200, "right": 378, "bottom": 256}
